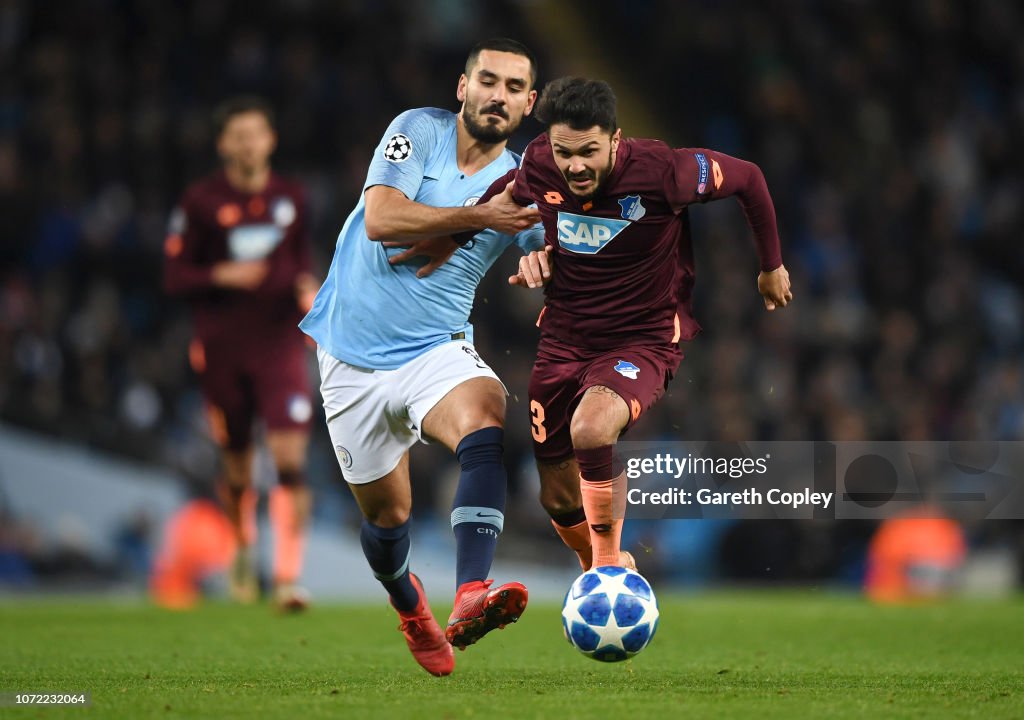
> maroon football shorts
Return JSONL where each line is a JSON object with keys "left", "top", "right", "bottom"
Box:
{"left": 191, "top": 332, "right": 312, "bottom": 451}
{"left": 528, "top": 337, "right": 683, "bottom": 463}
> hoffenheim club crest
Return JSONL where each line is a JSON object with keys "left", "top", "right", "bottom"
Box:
{"left": 614, "top": 360, "right": 640, "bottom": 380}
{"left": 617, "top": 195, "right": 646, "bottom": 221}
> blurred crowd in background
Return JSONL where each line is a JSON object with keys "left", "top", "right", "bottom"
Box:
{"left": 0, "top": 0, "right": 1021, "bottom": 591}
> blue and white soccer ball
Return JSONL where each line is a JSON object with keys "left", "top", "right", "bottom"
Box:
{"left": 561, "top": 566, "right": 659, "bottom": 662}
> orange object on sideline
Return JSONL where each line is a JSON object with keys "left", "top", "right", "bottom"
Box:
{"left": 150, "top": 500, "right": 236, "bottom": 609}
{"left": 865, "top": 509, "right": 966, "bottom": 604}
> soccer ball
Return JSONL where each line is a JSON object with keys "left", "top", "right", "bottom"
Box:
{"left": 561, "top": 566, "right": 659, "bottom": 662}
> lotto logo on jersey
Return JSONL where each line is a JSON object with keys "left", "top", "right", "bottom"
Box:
{"left": 556, "top": 212, "right": 629, "bottom": 255}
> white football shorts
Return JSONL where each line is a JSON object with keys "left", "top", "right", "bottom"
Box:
{"left": 316, "top": 340, "right": 505, "bottom": 484}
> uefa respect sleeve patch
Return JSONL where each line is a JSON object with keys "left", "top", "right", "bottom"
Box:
{"left": 695, "top": 152, "right": 710, "bottom": 194}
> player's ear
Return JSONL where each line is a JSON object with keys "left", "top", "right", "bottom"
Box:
{"left": 611, "top": 128, "right": 622, "bottom": 150}
{"left": 523, "top": 89, "right": 538, "bottom": 117}
{"left": 456, "top": 74, "right": 468, "bottom": 103}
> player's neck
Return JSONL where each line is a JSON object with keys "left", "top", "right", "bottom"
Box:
{"left": 455, "top": 118, "right": 506, "bottom": 176}
{"left": 224, "top": 163, "right": 271, "bottom": 194}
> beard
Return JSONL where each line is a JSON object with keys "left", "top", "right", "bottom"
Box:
{"left": 563, "top": 147, "right": 614, "bottom": 201}
{"left": 462, "top": 99, "right": 518, "bottom": 144}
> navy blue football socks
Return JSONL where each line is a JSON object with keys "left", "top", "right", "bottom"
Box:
{"left": 450, "top": 426, "right": 507, "bottom": 589}
{"left": 359, "top": 518, "right": 419, "bottom": 612}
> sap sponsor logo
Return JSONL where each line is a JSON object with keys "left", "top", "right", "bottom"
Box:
{"left": 617, "top": 195, "right": 646, "bottom": 221}
{"left": 614, "top": 360, "right": 640, "bottom": 380}
{"left": 556, "top": 212, "right": 629, "bottom": 254}
{"left": 227, "top": 224, "right": 284, "bottom": 261}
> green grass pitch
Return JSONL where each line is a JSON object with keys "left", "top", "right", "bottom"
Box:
{"left": 1, "top": 592, "right": 1021, "bottom": 719}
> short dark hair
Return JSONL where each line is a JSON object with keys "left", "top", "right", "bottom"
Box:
{"left": 535, "top": 77, "right": 617, "bottom": 133}
{"left": 212, "top": 95, "right": 276, "bottom": 137}
{"left": 465, "top": 38, "right": 538, "bottom": 88}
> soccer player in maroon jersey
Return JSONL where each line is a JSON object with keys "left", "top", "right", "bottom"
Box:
{"left": 470, "top": 77, "right": 792, "bottom": 570}
{"left": 163, "top": 96, "right": 317, "bottom": 611}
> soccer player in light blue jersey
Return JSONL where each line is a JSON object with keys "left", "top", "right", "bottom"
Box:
{"left": 300, "top": 39, "right": 542, "bottom": 676}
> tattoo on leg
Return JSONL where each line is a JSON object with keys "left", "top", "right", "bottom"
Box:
{"left": 584, "top": 386, "right": 623, "bottom": 402}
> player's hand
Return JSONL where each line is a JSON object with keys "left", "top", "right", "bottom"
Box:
{"left": 295, "top": 272, "right": 319, "bottom": 312}
{"left": 211, "top": 260, "right": 269, "bottom": 290}
{"left": 478, "top": 181, "right": 541, "bottom": 235}
{"left": 509, "top": 245, "right": 555, "bottom": 289}
{"left": 757, "top": 264, "right": 793, "bottom": 311}
{"left": 384, "top": 236, "right": 459, "bottom": 278}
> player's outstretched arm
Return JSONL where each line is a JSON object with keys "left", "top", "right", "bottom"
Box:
{"left": 508, "top": 245, "right": 554, "bottom": 289}
{"left": 672, "top": 149, "right": 784, "bottom": 272}
{"left": 363, "top": 184, "right": 539, "bottom": 243}
{"left": 757, "top": 264, "right": 793, "bottom": 311}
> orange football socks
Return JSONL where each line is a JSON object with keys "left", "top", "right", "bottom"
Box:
{"left": 269, "top": 485, "right": 310, "bottom": 585}
{"left": 576, "top": 444, "right": 628, "bottom": 568}
{"left": 579, "top": 473, "right": 627, "bottom": 568}
{"left": 551, "top": 518, "right": 593, "bottom": 570}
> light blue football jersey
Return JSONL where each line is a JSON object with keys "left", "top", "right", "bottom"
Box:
{"left": 300, "top": 108, "right": 543, "bottom": 370}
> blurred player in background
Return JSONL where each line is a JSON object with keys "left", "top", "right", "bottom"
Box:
{"left": 300, "top": 39, "right": 542, "bottom": 675}
{"left": 482, "top": 77, "right": 792, "bottom": 571}
{"left": 163, "top": 96, "right": 316, "bottom": 611}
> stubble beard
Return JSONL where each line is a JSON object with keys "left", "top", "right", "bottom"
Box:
{"left": 462, "top": 100, "right": 518, "bottom": 144}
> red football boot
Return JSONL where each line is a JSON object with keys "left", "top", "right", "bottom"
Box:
{"left": 445, "top": 579, "right": 528, "bottom": 650}
{"left": 392, "top": 574, "right": 454, "bottom": 677}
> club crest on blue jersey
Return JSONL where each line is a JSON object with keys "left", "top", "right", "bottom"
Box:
{"left": 556, "top": 211, "right": 629, "bottom": 254}
{"left": 614, "top": 360, "right": 640, "bottom": 380}
{"left": 695, "top": 152, "right": 710, "bottom": 194}
{"left": 617, "top": 195, "right": 646, "bottom": 221}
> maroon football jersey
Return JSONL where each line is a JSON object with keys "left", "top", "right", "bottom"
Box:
{"left": 485, "top": 136, "right": 782, "bottom": 349}
{"left": 163, "top": 170, "right": 311, "bottom": 345}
